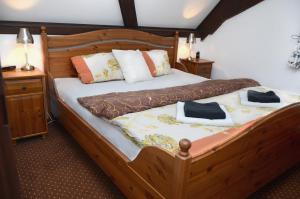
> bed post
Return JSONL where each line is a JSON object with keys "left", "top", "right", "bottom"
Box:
{"left": 173, "top": 31, "right": 179, "bottom": 67}
{"left": 41, "top": 26, "right": 49, "bottom": 76}
{"left": 171, "top": 139, "right": 192, "bottom": 199}
{"left": 40, "top": 26, "right": 54, "bottom": 118}
{"left": 40, "top": 26, "right": 50, "bottom": 116}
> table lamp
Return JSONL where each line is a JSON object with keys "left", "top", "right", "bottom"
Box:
{"left": 17, "top": 28, "right": 35, "bottom": 71}
{"left": 186, "top": 33, "right": 196, "bottom": 60}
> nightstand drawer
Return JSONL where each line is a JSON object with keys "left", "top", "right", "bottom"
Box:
{"left": 180, "top": 58, "right": 213, "bottom": 79}
{"left": 4, "top": 79, "right": 43, "bottom": 95}
{"left": 196, "top": 65, "right": 212, "bottom": 74}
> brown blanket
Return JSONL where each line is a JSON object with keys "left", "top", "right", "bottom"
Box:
{"left": 78, "top": 79, "right": 260, "bottom": 119}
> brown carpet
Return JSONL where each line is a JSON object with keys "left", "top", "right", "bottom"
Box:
{"left": 15, "top": 123, "right": 125, "bottom": 199}
{"left": 14, "top": 122, "right": 300, "bottom": 199}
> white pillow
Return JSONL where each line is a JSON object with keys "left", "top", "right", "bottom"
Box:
{"left": 146, "top": 50, "right": 171, "bottom": 76}
{"left": 112, "top": 49, "right": 153, "bottom": 83}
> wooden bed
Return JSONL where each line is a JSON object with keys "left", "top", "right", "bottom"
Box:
{"left": 41, "top": 27, "right": 300, "bottom": 199}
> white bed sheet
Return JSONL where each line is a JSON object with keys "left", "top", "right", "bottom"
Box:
{"left": 54, "top": 69, "right": 207, "bottom": 160}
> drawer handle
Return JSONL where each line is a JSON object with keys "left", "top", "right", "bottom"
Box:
{"left": 21, "top": 86, "right": 27, "bottom": 91}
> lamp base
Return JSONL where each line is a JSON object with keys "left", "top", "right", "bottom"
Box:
{"left": 21, "top": 64, "right": 35, "bottom": 71}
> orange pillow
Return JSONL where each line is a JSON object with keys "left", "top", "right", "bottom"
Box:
{"left": 71, "top": 56, "right": 94, "bottom": 83}
{"left": 142, "top": 50, "right": 171, "bottom": 77}
{"left": 142, "top": 51, "right": 157, "bottom": 76}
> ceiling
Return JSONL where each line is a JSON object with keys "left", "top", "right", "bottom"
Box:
{"left": 0, "top": 0, "right": 220, "bottom": 28}
{"left": 135, "top": 0, "right": 220, "bottom": 28}
{"left": 0, "top": 0, "right": 124, "bottom": 25}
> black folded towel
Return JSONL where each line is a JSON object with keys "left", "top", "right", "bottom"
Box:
{"left": 184, "top": 101, "right": 226, "bottom": 120}
{"left": 247, "top": 90, "right": 280, "bottom": 103}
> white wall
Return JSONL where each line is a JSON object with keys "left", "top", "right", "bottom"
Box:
{"left": 0, "top": 35, "right": 200, "bottom": 71}
{"left": 200, "top": 0, "right": 300, "bottom": 93}
{"left": 0, "top": 34, "right": 43, "bottom": 70}
{"left": 1, "top": 0, "right": 298, "bottom": 92}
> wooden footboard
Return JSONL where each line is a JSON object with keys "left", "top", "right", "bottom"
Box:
{"left": 58, "top": 94, "right": 300, "bottom": 199}
{"left": 130, "top": 103, "right": 300, "bottom": 199}
{"left": 190, "top": 103, "right": 300, "bottom": 198}
{"left": 185, "top": 105, "right": 300, "bottom": 199}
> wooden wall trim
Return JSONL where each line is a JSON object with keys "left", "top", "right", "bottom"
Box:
{"left": 0, "top": 21, "right": 197, "bottom": 37}
{"left": 196, "top": 0, "right": 264, "bottom": 40}
{"left": 0, "top": 21, "right": 121, "bottom": 35}
{"left": 118, "top": 0, "right": 138, "bottom": 27}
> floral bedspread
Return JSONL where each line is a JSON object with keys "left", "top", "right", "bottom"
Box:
{"left": 111, "top": 86, "right": 300, "bottom": 153}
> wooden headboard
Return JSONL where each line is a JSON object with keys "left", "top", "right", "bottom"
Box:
{"left": 41, "top": 26, "right": 179, "bottom": 79}
{"left": 40, "top": 26, "right": 180, "bottom": 115}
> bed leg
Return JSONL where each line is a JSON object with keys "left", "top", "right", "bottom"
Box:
{"left": 171, "top": 139, "right": 192, "bottom": 199}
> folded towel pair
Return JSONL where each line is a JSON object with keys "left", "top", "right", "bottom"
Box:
{"left": 248, "top": 90, "right": 280, "bottom": 103}
{"left": 184, "top": 101, "right": 226, "bottom": 119}
{"left": 176, "top": 102, "right": 234, "bottom": 127}
{"left": 240, "top": 90, "right": 285, "bottom": 108}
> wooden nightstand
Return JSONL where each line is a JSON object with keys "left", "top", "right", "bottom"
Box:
{"left": 180, "top": 58, "right": 214, "bottom": 78}
{"left": 3, "top": 69, "right": 48, "bottom": 141}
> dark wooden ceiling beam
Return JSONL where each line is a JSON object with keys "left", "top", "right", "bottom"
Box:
{"left": 0, "top": 20, "right": 196, "bottom": 37}
{"left": 0, "top": 21, "right": 118, "bottom": 35}
{"left": 118, "top": 0, "right": 138, "bottom": 27}
{"left": 196, "top": 0, "right": 264, "bottom": 40}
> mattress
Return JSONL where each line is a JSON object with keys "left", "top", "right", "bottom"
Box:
{"left": 54, "top": 69, "right": 207, "bottom": 160}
